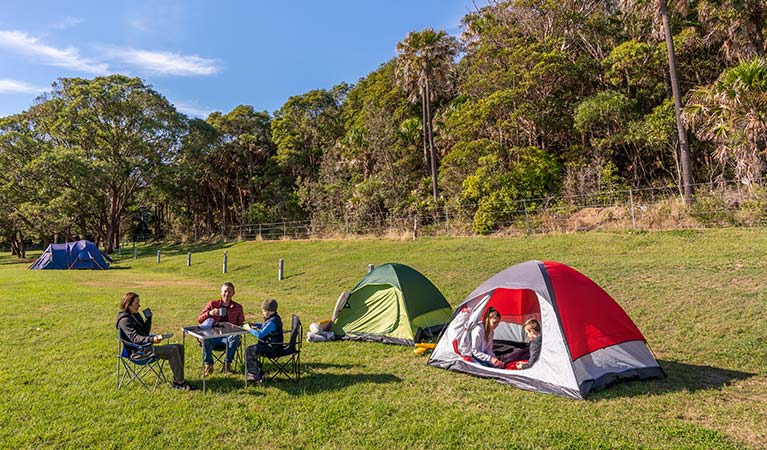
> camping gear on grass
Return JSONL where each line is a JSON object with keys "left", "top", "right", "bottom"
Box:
{"left": 330, "top": 263, "right": 453, "bottom": 346}
{"left": 428, "top": 260, "right": 665, "bottom": 399}
{"left": 29, "top": 240, "right": 113, "bottom": 270}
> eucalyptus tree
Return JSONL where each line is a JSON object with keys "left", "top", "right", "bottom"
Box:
{"left": 618, "top": 0, "right": 695, "bottom": 203}
{"left": 271, "top": 85, "right": 347, "bottom": 216}
{"left": 395, "top": 28, "right": 460, "bottom": 203}
{"left": 685, "top": 58, "right": 767, "bottom": 185}
{"left": 22, "top": 75, "right": 183, "bottom": 252}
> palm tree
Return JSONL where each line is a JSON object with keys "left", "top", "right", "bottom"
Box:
{"left": 684, "top": 58, "right": 767, "bottom": 185}
{"left": 619, "top": 0, "right": 695, "bottom": 204}
{"left": 395, "top": 28, "right": 460, "bottom": 203}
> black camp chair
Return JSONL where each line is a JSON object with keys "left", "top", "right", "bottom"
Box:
{"left": 258, "top": 314, "right": 302, "bottom": 382}
{"left": 116, "top": 331, "right": 168, "bottom": 390}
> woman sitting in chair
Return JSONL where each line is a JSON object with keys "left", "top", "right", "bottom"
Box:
{"left": 116, "top": 292, "right": 197, "bottom": 391}
{"left": 244, "top": 298, "right": 283, "bottom": 383}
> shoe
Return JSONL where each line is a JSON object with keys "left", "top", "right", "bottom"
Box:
{"left": 246, "top": 371, "right": 263, "bottom": 383}
{"left": 222, "top": 362, "right": 233, "bottom": 373}
{"left": 172, "top": 381, "right": 198, "bottom": 391}
{"left": 204, "top": 363, "right": 215, "bottom": 377}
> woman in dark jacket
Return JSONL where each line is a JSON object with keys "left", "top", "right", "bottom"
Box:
{"left": 116, "top": 292, "right": 196, "bottom": 390}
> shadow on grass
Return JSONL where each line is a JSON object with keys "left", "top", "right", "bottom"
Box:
{"left": 590, "top": 359, "right": 754, "bottom": 400}
{"left": 283, "top": 271, "right": 305, "bottom": 280}
{"left": 0, "top": 257, "right": 35, "bottom": 266}
{"left": 250, "top": 362, "right": 402, "bottom": 396}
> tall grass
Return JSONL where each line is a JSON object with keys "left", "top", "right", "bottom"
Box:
{"left": 1, "top": 229, "right": 765, "bottom": 449}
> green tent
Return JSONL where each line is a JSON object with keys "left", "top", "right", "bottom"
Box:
{"left": 330, "top": 263, "right": 453, "bottom": 346}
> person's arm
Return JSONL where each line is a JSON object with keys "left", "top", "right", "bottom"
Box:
{"left": 197, "top": 301, "right": 215, "bottom": 323}
{"left": 249, "top": 320, "right": 277, "bottom": 340}
{"left": 519, "top": 336, "right": 542, "bottom": 369}
{"left": 469, "top": 327, "right": 494, "bottom": 363}
{"left": 118, "top": 317, "right": 154, "bottom": 346}
{"left": 231, "top": 304, "right": 244, "bottom": 326}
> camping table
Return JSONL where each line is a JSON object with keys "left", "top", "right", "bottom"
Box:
{"left": 181, "top": 323, "right": 249, "bottom": 393}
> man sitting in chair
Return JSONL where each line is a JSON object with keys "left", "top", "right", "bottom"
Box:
{"left": 196, "top": 282, "right": 245, "bottom": 375}
{"left": 244, "top": 298, "right": 283, "bottom": 383}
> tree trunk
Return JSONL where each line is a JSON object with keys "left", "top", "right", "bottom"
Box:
{"left": 420, "top": 89, "right": 430, "bottom": 176}
{"left": 425, "top": 78, "right": 438, "bottom": 203}
{"left": 660, "top": 0, "right": 694, "bottom": 204}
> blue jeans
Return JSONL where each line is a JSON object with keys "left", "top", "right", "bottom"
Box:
{"left": 203, "top": 335, "right": 241, "bottom": 364}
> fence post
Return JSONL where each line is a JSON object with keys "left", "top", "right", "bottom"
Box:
{"left": 222, "top": 251, "right": 227, "bottom": 274}
{"left": 278, "top": 258, "right": 284, "bottom": 280}
{"left": 282, "top": 221, "right": 287, "bottom": 239}
{"left": 156, "top": 250, "right": 161, "bottom": 264}
{"left": 187, "top": 252, "right": 191, "bottom": 267}
{"left": 368, "top": 264, "right": 374, "bottom": 273}
{"left": 445, "top": 204, "right": 450, "bottom": 236}
{"left": 133, "top": 242, "right": 137, "bottom": 260}
{"left": 523, "top": 200, "right": 531, "bottom": 235}
{"left": 629, "top": 189, "right": 636, "bottom": 230}
{"left": 413, "top": 215, "right": 418, "bottom": 240}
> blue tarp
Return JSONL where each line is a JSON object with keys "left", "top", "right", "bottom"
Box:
{"left": 29, "top": 240, "right": 113, "bottom": 270}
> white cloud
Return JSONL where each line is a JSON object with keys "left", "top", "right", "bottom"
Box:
{"left": 173, "top": 100, "right": 213, "bottom": 118}
{"left": 53, "top": 16, "right": 84, "bottom": 30}
{"left": 0, "top": 79, "right": 48, "bottom": 94}
{"left": 111, "top": 48, "right": 220, "bottom": 76}
{"left": 0, "top": 29, "right": 109, "bottom": 74}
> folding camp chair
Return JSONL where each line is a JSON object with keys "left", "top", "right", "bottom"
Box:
{"left": 258, "top": 314, "right": 302, "bottom": 382}
{"left": 208, "top": 338, "right": 244, "bottom": 372}
{"left": 116, "top": 332, "right": 168, "bottom": 390}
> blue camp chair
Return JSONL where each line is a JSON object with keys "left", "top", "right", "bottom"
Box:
{"left": 258, "top": 314, "right": 302, "bottom": 382}
{"left": 116, "top": 331, "right": 167, "bottom": 390}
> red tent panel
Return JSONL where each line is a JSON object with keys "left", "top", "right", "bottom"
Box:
{"left": 543, "top": 261, "right": 645, "bottom": 361}
{"left": 486, "top": 288, "right": 540, "bottom": 325}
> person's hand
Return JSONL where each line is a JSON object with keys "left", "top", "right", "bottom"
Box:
{"left": 242, "top": 323, "right": 251, "bottom": 331}
{"left": 209, "top": 309, "right": 218, "bottom": 317}
{"left": 491, "top": 357, "right": 503, "bottom": 367}
{"left": 153, "top": 335, "right": 163, "bottom": 343}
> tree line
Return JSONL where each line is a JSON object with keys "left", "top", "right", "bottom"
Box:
{"left": 2, "top": 0, "right": 766, "bottom": 256}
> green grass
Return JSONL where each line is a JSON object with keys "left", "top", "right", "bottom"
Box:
{"left": 1, "top": 229, "right": 766, "bottom": 449}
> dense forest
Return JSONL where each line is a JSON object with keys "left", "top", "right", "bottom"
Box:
{"left": 2, "top": 0, "right": 766, "bottom": 255}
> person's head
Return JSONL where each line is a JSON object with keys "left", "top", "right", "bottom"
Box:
{"left": 261, "top": 298, "right": 278, "bottom": 319}
{"left": 523, "top": 318, "right": 541, "bottom": 340}
{"left": 120, "top": 292, "right": 141, "bottom": 314}
{"left": 220, "top": 282, "right": 235, "bottom": 304}
{"left": 483, "top": 307, "right": 501, "bottom": 338}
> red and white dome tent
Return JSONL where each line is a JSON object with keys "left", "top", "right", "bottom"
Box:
{"left": 428, "top": 260, "right": 665, "bottom": 399}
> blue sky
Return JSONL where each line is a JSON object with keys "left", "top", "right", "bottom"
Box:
{"left": 0, "top": 0, "right": 484, "bottom": 119}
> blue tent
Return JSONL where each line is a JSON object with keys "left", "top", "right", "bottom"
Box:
{"left": 29, "top": 240, "right": 113, "bottom": 270}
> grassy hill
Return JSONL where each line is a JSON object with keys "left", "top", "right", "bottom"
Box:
{"left": 1, "top": 229, "right": 765, "bottom": 449}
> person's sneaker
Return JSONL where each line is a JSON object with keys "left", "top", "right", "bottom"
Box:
{"left": 204, "top": 363, "right": 215, "bottom": 377}
{"left": 246, "top": 371, "right": 263, "bottom": 383}
{"left": 172, "top": 381, "right": 198, "bottom": 391}
{"left": 222, "top": 362, "right": 232, "bottom": 374}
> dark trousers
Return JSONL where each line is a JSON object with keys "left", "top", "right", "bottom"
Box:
{"left": 246, "top": 343, "right": 282, "bottom": 375}
{"left": 153, "top": 343, "right": 185, "bottom": 383}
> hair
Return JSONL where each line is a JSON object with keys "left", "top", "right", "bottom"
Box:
{"left": 523, "top": 318, "right": 541, "bottom": 334}
{"left": 483, "top": 307, "right": 500, "bottom": 341}
{"left": 221, "top": 282, "right": 235, "bottom": 290}
{"left": 120, "top": 292, "right": 139, "bottom": 312}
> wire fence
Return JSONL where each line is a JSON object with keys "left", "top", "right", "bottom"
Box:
{"left": 203, "top": 179, "right": 767, "bottom": 242}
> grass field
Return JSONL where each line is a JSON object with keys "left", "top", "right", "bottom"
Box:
{"left": 1, "top": 229, "right": 766, "bottom": 449}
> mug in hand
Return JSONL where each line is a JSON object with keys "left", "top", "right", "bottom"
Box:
{"left": 143, "top": 308, "right": 152, "bottom": 318}
{"left": 219, "top": 307, "right": 227, "bottom": 317}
